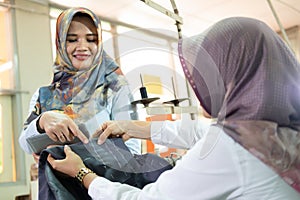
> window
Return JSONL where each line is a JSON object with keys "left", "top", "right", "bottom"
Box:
{"left": 0, "top": 5, "right": 16, "bottom": 183}
{"left": 0, "top": 7, "right": 14, "bottom": 90}
{"left": 115, "top": 26, "right": 190, "bottom": 107}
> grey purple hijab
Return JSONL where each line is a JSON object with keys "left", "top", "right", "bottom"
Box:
{"left": 179, "top": 17, "right": 300, "bottom": 193}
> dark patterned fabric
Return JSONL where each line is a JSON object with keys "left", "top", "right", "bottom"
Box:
{"left": 178, "top": 17, "right": 300, "bottom": 193}
{"left": 38, "top": 138, "right": 173, "bottom": 200}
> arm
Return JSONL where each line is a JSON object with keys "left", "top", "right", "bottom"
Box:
{"left": 151, "top": 119, "right": 210, "bottom": 149}
{"left": 19, "top": 89, "right": 88, "bottom": 154}
{"left": 47, "top": 145, "right": 98, "bottom": 189}
{"left": 97, "top": 119, "right": 210, "bottom": 149}
{"left": 47, "top": 145, "right": 162, "bottom": 200}
{"left": 19, "top": 89, "right": 41, "bottom": 153}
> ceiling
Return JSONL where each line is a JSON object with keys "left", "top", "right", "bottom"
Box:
{"left": 48, "top": 0, "right": 300, "bottom": 37}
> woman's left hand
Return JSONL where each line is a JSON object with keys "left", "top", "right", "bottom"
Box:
{"left": 47, "top": 145, "right": 85, "bottom": 177}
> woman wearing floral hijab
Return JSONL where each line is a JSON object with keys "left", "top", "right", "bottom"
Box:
{"left": 47, "top": 17, "right": 300, "bottom": 199}
{"left": 19, "top": 7, "right": 141, "bottom": 155}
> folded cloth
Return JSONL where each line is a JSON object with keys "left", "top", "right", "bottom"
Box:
{"left": 38, "top": 138, "right": 173, "bottom": 200}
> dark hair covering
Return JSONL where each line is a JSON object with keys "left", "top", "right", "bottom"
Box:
{"left": 179, "top": 17, "right": 300, "bottom": 193}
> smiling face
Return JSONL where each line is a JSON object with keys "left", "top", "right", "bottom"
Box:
{"left": 66, "top": 15, "right": 99, "bottom": 70}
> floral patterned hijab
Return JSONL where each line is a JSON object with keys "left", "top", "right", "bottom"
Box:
{"left": 179, "top": 17, "right": 300, "bottom": 193}
{"left": 28, "top": 7, "right": 128, "bottom": 125}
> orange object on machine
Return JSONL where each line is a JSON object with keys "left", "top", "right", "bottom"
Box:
{"left": 145, "top": 114, "right": 178, "bottom": 157}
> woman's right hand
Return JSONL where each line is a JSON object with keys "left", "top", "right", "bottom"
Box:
{"left": 39, "top": 111, "right": 88, "bottom": 144}
{"left": 93, "top": 120, "right": 151, "bottom": 145}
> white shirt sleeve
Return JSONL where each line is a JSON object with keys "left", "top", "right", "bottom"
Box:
{"left": 18, "top": 89, "right": 40, "bottom": 154}
{"left": 151, "top": 119, "right": 210, "bottom": 149}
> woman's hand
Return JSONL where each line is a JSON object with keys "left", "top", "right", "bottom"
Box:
{"left": 47, "top": 145, "right": 85, "bottom": 177}
{"left": 39, "top": 111, "right": 88, "bottom": 144}
{"left": 32, "top": 153, "right": 40, "bottom": 163}
{"left": 93, "top": 120, "right": 151, "bottom": 145}
{"left": 92, "top": 121, "right": 129, "bottom": 144}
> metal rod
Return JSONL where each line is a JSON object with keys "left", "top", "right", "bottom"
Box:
{"left": 171, "top": 77, "right": 177, "bottom": 99}
{"left": 266, "top": 0, "right": 292, "bottom": 50}
{"left": 185, "top": 79, "right": 195, "bottom": 120}
{"left": 140, "top": 0, "right": 183, "bottom": 24}
{"left": 170, "top": 0, "right": 182, "bottom": 39}
{"left": 140, "top": 74, "right": 144, "bottom": 87}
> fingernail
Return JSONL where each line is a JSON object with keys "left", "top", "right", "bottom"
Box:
{"left": 97, "top": 140, "right": 103, "bottom": 145}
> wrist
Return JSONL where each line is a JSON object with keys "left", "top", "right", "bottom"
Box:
{"left": 75, "top": 167, "right": 95, "bottom": 183}
{"left": 36, "top": 115, "right": 45, "bottom": 133}
{"left": 130, "top": 121, "right": 151, "bottom": 139}
{"left": 82, "top": 172, "right": 98, "bottom": 189}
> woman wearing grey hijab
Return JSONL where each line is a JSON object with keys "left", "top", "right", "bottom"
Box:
{"left": 47, "top": 17, "right": 300, "bottom": 199}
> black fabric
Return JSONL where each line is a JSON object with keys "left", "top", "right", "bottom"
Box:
{"left": 38, "top": 138, "right": 173, "bottom": 200}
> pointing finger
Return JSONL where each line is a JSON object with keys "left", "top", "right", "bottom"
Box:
{"left": 69, "top": 123, "right": 88, "bottom": 144}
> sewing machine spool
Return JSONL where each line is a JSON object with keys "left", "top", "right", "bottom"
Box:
{"left": 163, "top": 77, "right": 189, "bottom": 106}
{"left": 131, "top": 74, "right": 160, "bottom": 107}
